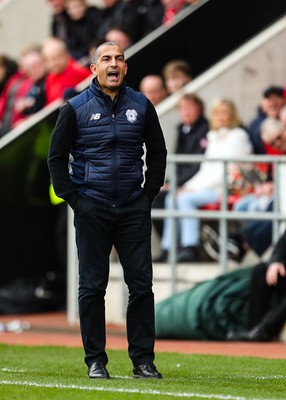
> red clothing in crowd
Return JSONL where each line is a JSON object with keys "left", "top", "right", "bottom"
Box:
{"left": 263, "top": 142, "right": 286, "bottom": 155}
{"left": 45, "top": 58, "right": 90, "bottom": 104}
{"left": 163, "top": 0, "right": 187, "bottom": 25}
{"left": 0, "top": 71, "right": 33, "bottom": 129}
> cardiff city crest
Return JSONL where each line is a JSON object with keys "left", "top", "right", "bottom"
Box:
{"left": 125, "top": 109, "right": 138, "bottom": 123}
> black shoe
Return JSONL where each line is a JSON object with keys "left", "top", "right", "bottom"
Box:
{"left": 88, "top": 361, "right": 110, "bottom": 379}
{"left": 202, "top": 225, "right": 246, "bottom": 262}
{"left": 177, "top": 246, "right": 199, "bottom": 263}
{"left": 153, "top": 250, "right": 168, "bottom": 263}
{"left": 226, "top": 325, "right": 274, "bottom": 342}
{"left": 133, "top": 362, "right": 163, "bottom": 379}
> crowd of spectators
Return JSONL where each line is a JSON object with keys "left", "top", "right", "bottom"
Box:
{"left": 1, "top": 1, "right": 286, "bottom": 339}
{"left": 1, "top": 0, "right": 286, "bottom": 266}
{"left": 0, "top": 0, "right": 194, "bottom": 137}
{"left": 201, "top": 88, "right": 286, "bottom": 264}
{"left": 154, "top": 98, "right": 253, "bottom": 263}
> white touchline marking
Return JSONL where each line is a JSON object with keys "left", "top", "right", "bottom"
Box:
{"left": 1, "top": 368, "right": 26, "bottom": 373}
{"left": 0, "top": 380, "right": 273, "bottom": 400}
{"left": 112, "top": 375, "right": 132, "bottom": 379}
{"left": 1, "top": 369, "right": 284, "bottom": 381}
{"left": 228, "top": 374, "right": 286, "bottom": 381}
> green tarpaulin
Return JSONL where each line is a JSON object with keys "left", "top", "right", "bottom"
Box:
{"left": 155, "top": 267, "right": 253, "bottom": 340}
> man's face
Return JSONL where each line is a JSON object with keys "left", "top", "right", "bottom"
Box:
{"left": 21, "top": 52, "right": 47, "bottom": 81}
{"left": 263, "top": 94, "right": 285, "bottom": 118}
{"left": 178, "top": 98, "right": 201, "bottom": 125}
{"left": 165, "top": 71, "right": 192, "bottom": 94}
{"left": 42, "top": 46, "right": 69, "bottom": 74}
{"left": 90, "top": 45, "right": 127, "bottom": 98}
{"left": 140, "top": 76, "right": 167, "bottom": 106}
{"left": 66, "top": 0, "right": 87, "bottom": 20}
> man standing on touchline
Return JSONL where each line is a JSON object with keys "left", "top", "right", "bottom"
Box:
{"left": 48, "top": 42, "right": 167, "bottom": 379}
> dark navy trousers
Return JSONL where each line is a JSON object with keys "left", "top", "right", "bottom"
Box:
{"left": 74, "top": 193, "right": 155, "bottom": 367}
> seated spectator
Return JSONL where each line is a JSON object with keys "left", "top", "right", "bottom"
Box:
{"left": 15, "top": 47, "right": 48, "bottom": 117}
{"left": 155, "top": 98, "right": 252, "bottom": 263}
{"left": 41, "top": 37, "right": 91, "bottom": 104}
{"left": 139, "top": 74, "right": 168, "bottom": 106}
{"left": 65, "top": 0, "right": 101, "bottom": 65}
{"left": 46, "top": 0, "right": 71, "bottom": 42}
{"left": 264, "top": 119, "right": 286, "bottom": 151}
{"left": 62, "top": 38, "right": 107, "bottom": 101}
{"left": 153, "top": 93, "right": 208, "bottom": 252}
{"left": 0, "top": 55, "right": 18, "bottom": 95}
{"left": 233, "top": 176, "right": 273, "bottom": 215}
{"left": 247, "top": 85, "right": 285, "bottom": 154}
{"left": 0, "top": 45, "right": 45, "bottom": 137}
{"left": 162, "top": 59, "right": 192, "bottom": 95}
{"left": 105, "top": 25, "right": 133, "bottom": 51}
{"left": 227, "top": 230, "right": 286, "bottom": 342}
{"left": 203, "top": 117, "right": 286, "bottom": 263}
{"left": 260, "top": 117, "right": 286, "bottom": 155}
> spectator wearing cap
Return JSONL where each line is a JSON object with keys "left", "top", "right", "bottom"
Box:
{"left": 247, "top": 86, "right": 285, "bottom": 154}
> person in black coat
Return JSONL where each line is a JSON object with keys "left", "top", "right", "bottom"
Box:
{"left": 65, "top": 0, "right": 101, "bottom": 64}
{"left": 153, "top": 93, "right": 208, "bottom": 261}
{"left": 97, "top": 0, "right": 155, "bottom": 44}
{"left": 227, "top": 229, "right": 286, "bottom": 341}
{"left": 47, "top": 0, "right": 71, "bottom": 42}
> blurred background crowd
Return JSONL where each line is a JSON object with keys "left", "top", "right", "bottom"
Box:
{"left": 0, "top": 0, "right": 286, "bottom": 342}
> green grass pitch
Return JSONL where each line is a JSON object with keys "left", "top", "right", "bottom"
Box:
{"left": 0, "top": 344, "right": 285, "bottom": 399}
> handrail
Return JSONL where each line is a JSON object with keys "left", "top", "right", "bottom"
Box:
{"left": 151, "top": 154, "right": 286, "bottom": 294}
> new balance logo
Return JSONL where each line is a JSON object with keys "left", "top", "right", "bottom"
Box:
{"left": 90, "top": 113, "right": 101, "bottom": 120}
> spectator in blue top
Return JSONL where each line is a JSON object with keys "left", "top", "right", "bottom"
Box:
{"left": 247, "top": 85, "right": 285, "bottom": 154}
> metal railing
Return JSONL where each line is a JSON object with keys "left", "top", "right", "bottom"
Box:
{"left": 67, "top": 154, "right": 286, "bottom": 323}
{"left": 151, "top": 154, "right": 286, "bottom": 294}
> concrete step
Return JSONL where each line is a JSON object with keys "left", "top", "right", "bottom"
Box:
{"left": 107, "top": 261, "right": 222, "bottom": 324}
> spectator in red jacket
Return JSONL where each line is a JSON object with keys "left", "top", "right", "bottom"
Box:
{"left": 0, "top": 45, "right": 45, "bottom": 137}
{"left": 42, "top": 37, "right": 91, "bottom": 104}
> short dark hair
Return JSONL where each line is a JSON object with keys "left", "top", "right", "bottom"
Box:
{"left": 263, "top": 86, "right": 284, "bottom": 98}
{"left": 91, "top": 41, "right": 122, "bottom": 64}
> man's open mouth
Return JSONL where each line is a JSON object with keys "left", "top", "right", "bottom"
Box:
{"left": 108, "top": 71, "right": 119, "bottom": 78}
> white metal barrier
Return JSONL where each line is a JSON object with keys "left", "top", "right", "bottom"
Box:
{"left": 67, "top": 154, "right": 286, "bottom": 323}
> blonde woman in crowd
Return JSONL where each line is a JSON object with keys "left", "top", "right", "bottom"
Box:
{"left": 158, "top": 99, "right": 253, "bottom": 263}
